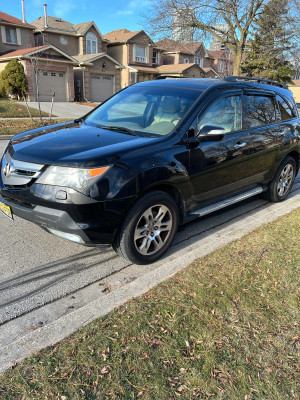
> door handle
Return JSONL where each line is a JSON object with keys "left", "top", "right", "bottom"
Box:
{"left": 234, "top": 142, "right": 246, "bottom": 148}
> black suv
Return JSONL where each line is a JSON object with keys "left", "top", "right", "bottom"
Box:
{"left": 1, "top": 77, "right": 299, "bottom": 264}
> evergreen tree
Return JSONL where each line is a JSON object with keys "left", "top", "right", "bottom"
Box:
{"left": 0, "top": 59, "right": 28, "bottom": 99}
{"left": 241, "top": 0, "right": 295, "bottom": 83}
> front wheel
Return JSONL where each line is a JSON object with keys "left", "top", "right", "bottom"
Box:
{"left": 114, "top": 191, "right": 179, "bottom": 264}
{"left": 264, "top": 156, "right": 296, "bottom": 202}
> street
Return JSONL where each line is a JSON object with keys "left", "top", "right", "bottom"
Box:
{"left": 0, "top": 139, "right": 300, "bottom": 326}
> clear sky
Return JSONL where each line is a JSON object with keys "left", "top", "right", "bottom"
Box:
{"left": 1, "top": 0, "right": 151, "bottom": 35}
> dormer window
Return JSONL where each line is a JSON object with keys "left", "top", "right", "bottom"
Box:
{"left": 86, "top": 32, "right": 97, "bottom": 54}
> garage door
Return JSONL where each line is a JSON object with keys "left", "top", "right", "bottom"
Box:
{"left": 90, "top": 75, "right": 114, "bottom": 102}
{"left": 38, "top": 71, "right": 67, "bottom": 102}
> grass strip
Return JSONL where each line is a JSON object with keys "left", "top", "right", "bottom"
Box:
{"left": 0, "top": 99, "right": 49, "bottom": 118}
{"left": 0, "top": 209, "right": 299, "bottom": 399}
{"left": 0, "top": 119, "right": 73, "bottom": 136}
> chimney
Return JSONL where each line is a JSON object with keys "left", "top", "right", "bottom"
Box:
{"left": 44, "top": 4, "right": 48, "bottom": 28}
{"left": 21, "top": 0, "right": 26, "bottom": 23}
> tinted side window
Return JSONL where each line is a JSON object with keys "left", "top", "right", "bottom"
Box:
{"left": 244, "top": 95, "right": 276, "bottom": 128}
{"left": 276, "top": 95, "right": 296, "bottom": 120}
{"left": 197, "top": 95, "right": 242, "bottom": 133}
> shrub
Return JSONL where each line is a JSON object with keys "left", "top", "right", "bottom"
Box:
{"left": 0, "top": 59, "right": 28, "bottom": 99}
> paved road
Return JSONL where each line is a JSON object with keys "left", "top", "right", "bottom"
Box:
{"left": 0, "top": 140, "right": 299, "bottom": 325}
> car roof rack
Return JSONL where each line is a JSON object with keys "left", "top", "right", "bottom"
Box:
{"left": 223, "top": 76, "right": 288, "bottom": 89}
{"left": 154, "top": 76, "right": 187, "bottom": 80}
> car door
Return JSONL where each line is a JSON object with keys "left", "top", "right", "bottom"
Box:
{"left": 241, "top": 91, "right": 286, "bottom": 182}
{"left": 187, "top": 91, "right": 253, "bottom": 206}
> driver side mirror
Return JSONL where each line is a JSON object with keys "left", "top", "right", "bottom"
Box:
{"left": 198, "top": 125, "right": 226, "bottom": 142}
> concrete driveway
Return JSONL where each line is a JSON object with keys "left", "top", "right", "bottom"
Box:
{"left": 19, "top": 101, "right": 96, "bottom": 119}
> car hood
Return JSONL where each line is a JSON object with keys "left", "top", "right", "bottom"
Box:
{"left": 9, "top": 122, "right": 158, "bottom": 167}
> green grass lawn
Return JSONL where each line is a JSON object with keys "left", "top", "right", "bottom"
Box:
{"left": 0, "top": 209, "right": 299, "bottom": 400}
{"left": 0, "top": 98, "right": 50, "bottom": 118}
{"left": 0, "top": 119, "right": 73, "bottom": 136}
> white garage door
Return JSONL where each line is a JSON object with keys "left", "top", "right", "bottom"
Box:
{"left": 90, "top": 75, "right": 114, "bottom": 102}
{"left": 38, "top": 71, "right": 67, "bottom": 102}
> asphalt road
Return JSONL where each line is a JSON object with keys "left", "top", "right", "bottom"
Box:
{"left": 0, "top": 139, "right": 299, "bottom": 325}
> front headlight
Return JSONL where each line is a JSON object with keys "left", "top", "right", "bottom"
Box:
{"left": 36, "top": 165, "right": 110, "bottom": 192}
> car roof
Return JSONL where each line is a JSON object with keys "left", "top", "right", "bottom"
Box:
{"left": 134, "top": 77, "right": 293, "bottom": 98}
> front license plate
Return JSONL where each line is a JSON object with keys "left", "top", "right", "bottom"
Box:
{"left": 0, "top": 200, "right": 13, "bottom": 220}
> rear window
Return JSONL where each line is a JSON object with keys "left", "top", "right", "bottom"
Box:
{"left": 276, "top": 95, "right": 297, "bottom": 120}
{"left": 244, "top": 95, "right": 276, "bottom": 128}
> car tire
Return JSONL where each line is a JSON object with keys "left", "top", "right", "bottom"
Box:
{"left": 114, "top": 191, "right": 179, "bottom": 264}
{"left": 264, "top": 156, "right": 296, "bottom": 202}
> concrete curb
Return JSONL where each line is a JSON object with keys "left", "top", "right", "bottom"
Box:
{"left": 0, "top": 192, "right": 299, "bottom": 373}
{"left": 0, "top": 136, "right": 13, "bottom": 140}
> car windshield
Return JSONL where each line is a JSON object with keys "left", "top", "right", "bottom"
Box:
{"left": 84, "top": 85, "right": 201, "bottom": 137}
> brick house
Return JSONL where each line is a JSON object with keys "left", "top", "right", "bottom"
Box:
{"left": 0, "top": 11, "right": 76, "bottom": 101}
{"left": 207, "top": 50, "right": 233, "bottom": 77}
{"left": 104, "top": 29, "right": 161, "bottom": 87}
{"left": 156, "top": 38, "right": 226, "bottom": 78}
{"left": 31, "top": 10, "right": 124, "bottom": 102}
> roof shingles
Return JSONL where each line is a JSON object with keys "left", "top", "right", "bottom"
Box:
{"left": 0, "top": 11, "right": 34, "bottom": 29}
{"left": 104, "top": 29, "right": 143, "bottom": 43}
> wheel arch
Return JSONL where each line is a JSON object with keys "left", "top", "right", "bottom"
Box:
{"left": 286, "top": 150, "right": 300, "bottom": 174}
{"left": 138, "top": 184, "right": 186, "bottom": 224}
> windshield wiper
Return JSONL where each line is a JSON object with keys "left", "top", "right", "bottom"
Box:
{"left": 74, "top": 117, "right": 84, "bottom": 123}
{"left": 100, "top": 125, "right": 139, "bottom": 136}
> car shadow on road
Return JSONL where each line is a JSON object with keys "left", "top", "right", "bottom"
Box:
{"left": 0, "top": 247, "right": 129, "bottom": 324}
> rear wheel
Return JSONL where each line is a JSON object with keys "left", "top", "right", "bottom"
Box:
{"left": 264, "top": 156, "right": 296, "bottom": 202}
{"left": 114, "top": 191, "right": 178, "bottom": 264}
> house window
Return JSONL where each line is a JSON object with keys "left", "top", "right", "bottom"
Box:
{"left": 5, "top": 27, "right": 17, "bottom": 44}
{"left": 152, "top": 50, "right": 160, "bottom": 65}
{"left": 135, "top": 46, "right": 146, "bottom": 63}
{"left": 195, "top": 57, "right": 203, "bottom": 67}
{"left": 86, "top": 32, "right": 97, "bottom": 54}
{"left": 184, "top": 58, "right": 190, "bottom": 64}
{"left": 130, "top": 71, "right": 137, "bottom": 84}
{"left": 218, "top": 60, "right": 224, "bottom": 72}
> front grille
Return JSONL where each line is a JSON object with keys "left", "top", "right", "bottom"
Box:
{"left": 1, "top": 152, "right": 44, "bottom": 187}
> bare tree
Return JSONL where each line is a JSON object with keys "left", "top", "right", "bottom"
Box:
{"left": 28, "top": 50, "right": 55, "bottom": 121}
{"left": 143, "top": 0, "right": 268, "bottom": 74}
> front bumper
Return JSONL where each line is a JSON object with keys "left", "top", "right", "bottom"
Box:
{"left": 0, "top": 185, "right": 135, "bottom": 245}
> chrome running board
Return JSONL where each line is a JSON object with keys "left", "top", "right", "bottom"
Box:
{"left": 190, "top": 187, "right": 264, "bottom": 217}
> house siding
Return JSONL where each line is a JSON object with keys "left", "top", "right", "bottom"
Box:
{"left": 39, "top": 32, "right": 79, "bottom": 56}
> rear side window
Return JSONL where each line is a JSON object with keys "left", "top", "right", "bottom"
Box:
{"left": 276, "top": 95, "right": 296, "bottom": 120}
{"left": 244, "top": 95, "right": 276, "bottom": 128}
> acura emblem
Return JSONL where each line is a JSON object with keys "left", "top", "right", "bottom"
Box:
{"left": 4, "top": 161, "right": 13, "bottom": 177}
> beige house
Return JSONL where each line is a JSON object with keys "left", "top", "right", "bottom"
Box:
{"left": 155, "top": 38, "right": 221, "bottom": 78}
{"left": 288, "top": 80, "right": 300, "bottom": 104}
{"left": 31, "top": 11, "right": 124, "bottom": 101}
{"left": 104, "top": 29, "right": 160, "bottom": 87}
{"left": 156, "top": 63, "right": 205, "bottom": 78}
{"left": 0, "top": 11, "right": 76, "bottom": 101}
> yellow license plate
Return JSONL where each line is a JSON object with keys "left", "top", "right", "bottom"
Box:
{"left": 0, "top": 200, "right": 13, "bottom": 220}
